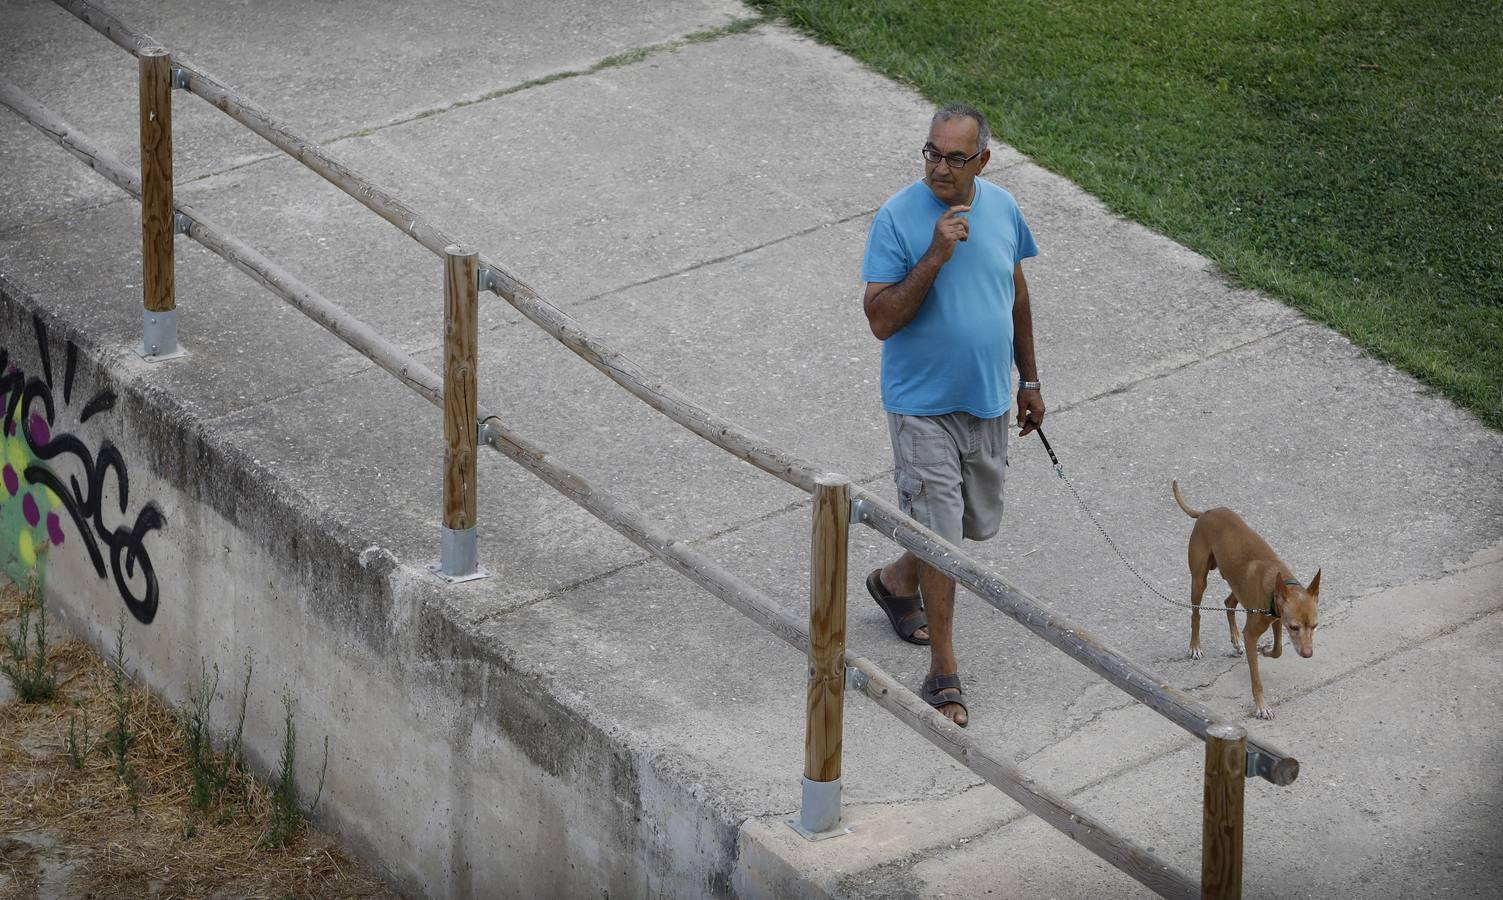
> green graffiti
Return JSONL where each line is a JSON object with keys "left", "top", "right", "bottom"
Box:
{"left": 0, "top": 403, "right": 64, "bottom": 587}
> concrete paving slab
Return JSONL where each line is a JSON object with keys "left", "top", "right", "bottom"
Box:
{"left": 0, "top": 200, "right": 402, "bottom": 421}
{"left": 307, "top": 27, "right": 943, "bottom": 306}
{"left": 196, "top": 319, "right": 817, "bottom": 556}
{"left": 877, "top": 600, "right": 1503, "bottom": 900}
{"left": 0, "top": 0, "right": 747, "bottom": 224}
{"left": 199, "top": 353, "right": 658, "bottom": 604}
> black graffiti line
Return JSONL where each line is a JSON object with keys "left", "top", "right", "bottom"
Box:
{"left": 79, "top": 392, "right": 117, "bottom": 424}
{"left": 18, "top": 373, "right": 164, "bottom": 625}
{"left": 22, "top": 429, "right": 109, "bottom": 576}
{"left": 24, "top": 373, "right": 132, "bottom": 513}
{"left": 64, "top": 342, "right": 76, "bottom": 406}
{"left": 2, "top": 324, "right": 165, "bottom": 624}
{"left": 0, "top": 366, "right": 24, "bottom": 431}
{"left": 26, "top": 462, "right": 104, "bottom": 571}
{"left": 26, "top": 462, "right": 163, "bottom": 624}
{"left": 109, "top": 502, "right": 164, "bottom": 624}
{"left": 32, "top": 316, "right": 52, "bottom": 391}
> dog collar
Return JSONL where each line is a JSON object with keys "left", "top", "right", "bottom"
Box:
{"left": 1264, "top": 578, "right": 1302, "bottom": 618}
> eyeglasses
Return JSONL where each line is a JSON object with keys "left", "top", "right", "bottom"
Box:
{"left": 922, "top": 143, "right": 984, "bottom": 169}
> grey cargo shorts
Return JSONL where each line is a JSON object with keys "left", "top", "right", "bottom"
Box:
{"left": 887, "top": 411, "right": 1009, "bottom": 546}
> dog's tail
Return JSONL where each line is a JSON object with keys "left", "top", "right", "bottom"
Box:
{"left": 1172, "top": 480, "right": 1203, "bottom": 518}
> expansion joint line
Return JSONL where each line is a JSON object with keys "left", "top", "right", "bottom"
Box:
{"left": 329, "top": 16, "right": 772, "bottom": 144}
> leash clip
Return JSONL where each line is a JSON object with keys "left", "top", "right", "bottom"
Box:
{"left": 1034, "top": 425, "right": 1064, "bottom": 477}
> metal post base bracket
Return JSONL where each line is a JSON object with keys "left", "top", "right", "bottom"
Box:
{"left": 139, "top": 309, "right": 187, "bottom": 361}
{"left": 429, "top": 526, "right": 490, "bottom": 584}
{"left": 786, "top": 777, "right": 853, "bottom": 841}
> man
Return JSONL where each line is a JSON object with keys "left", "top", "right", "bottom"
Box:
{"left": 861, "top": 103, "right": 1044, "bottom": 727}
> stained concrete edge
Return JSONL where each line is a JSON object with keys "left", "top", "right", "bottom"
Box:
{"left": 0, "top": 269, "right": 783, "bottom": 899}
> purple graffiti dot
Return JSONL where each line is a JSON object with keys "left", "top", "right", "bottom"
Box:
{"left": 47, "top": 512, "right": 65, "bottom": 547}
{"left": 2, "top": 465, "right": 15, "bottom": 496}
{"left": 22, "top": 493, "right": 38, "bottom": 526}
{"left": 28, "top": 414, "right": 49, "bottom": 447}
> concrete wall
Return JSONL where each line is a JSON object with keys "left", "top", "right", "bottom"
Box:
{"left": 0, "top": 274, "right": 746, "bottom": 899}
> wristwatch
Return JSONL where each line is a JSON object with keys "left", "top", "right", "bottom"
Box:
{"left": 1019, "top": 380, "right": 1042, "bottom": 391}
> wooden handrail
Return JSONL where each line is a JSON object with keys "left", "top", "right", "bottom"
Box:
{"left": 51, "top": 0, "right": 1300, "bottom": 789}
{"left": 51, "top": 0, "right": 826, "bottom": 492}
{"left": 24, "top": 2, "right": 1321, "bottom": 884}
{"left": 2, "top": 78, "right": 1199, "bottom": 897}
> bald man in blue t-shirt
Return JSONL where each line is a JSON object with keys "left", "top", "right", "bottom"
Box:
{"left": 861, "top": 103, "right": 1044, "bottom": 727}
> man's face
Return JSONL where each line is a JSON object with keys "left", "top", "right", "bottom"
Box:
{"left": 923, "top": 116, "right": 989, "bottom": 207}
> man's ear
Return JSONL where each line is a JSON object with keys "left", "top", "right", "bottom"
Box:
{"left": 1308, "top": 568, "right": 1322, "bottom": 597}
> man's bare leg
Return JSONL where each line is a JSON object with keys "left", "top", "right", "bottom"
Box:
{"left": 885, "top": 551, "right": 965, "bottom": 725}
{"left": 918, "top": 559, "right": 966, "bottom": 725}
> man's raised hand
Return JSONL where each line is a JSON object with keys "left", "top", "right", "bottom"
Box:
{"left": 930, "top": 205, "right": 971, "bottom": 262}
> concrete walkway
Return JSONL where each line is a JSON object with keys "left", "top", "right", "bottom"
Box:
{"left": 3, "top": 1, "right": 1500, "bottom": 897}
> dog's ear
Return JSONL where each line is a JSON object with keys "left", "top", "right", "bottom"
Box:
{"left": 1308, "top": 568, "right": 1322, "bottom": 596}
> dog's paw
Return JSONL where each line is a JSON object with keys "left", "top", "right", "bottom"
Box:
{"left": 1258, "top": 644, "right": 1282, "bottom": 658}
{"left": 1230, "top": 644, "right": 1244, "bottom": 657}
{"left": 1190, "top": 647, "right": 1203, "bottom": 660}
{"left": 1254, "top": 705, "right": 1275, "bottom": 720}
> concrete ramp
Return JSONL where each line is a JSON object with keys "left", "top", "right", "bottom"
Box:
{"left": 2, "top": 1, "right": 1501, "bottom": 897}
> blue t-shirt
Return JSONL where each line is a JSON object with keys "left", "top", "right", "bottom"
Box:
{"left": 861, "top": 179, "right": 1038, "bottom": 418}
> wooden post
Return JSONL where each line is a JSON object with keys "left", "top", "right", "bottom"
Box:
{"left": 1202, "top": 723, "right": 1247, "bottom": 899}
{"left": 440, "top": 245, "right": 478, "bottom": 576}
{"left": 138, "top": 47, "right": 174, "bottom": 320}
{"left": 802, "top": 475, "right": 849, "bottom": 826}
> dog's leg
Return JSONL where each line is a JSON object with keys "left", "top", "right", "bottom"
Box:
{"left": 1259, "top": 618, "right": 1284, "bottom": 659}
{"left": 1243, "top": 618, "right": 1274, "bottom": 719}
{"left": 1223, "top": 592, "right": 1243, "bottom": 656}
{"left": 1189, "top": 567, "right": 1208, "bottom": 660}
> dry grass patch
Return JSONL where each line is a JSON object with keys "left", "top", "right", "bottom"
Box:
{"left": 0, "top": 582, "right": 395, "bottom": 899}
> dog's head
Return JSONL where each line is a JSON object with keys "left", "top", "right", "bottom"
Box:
{"left": 1278, "top": 569, "right": 1321, "bottom": 658}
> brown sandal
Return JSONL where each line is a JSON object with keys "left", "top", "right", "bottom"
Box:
{"left": 920, "top": 673, "right": 968, "bottom": 727}
{"left": 866, "top": 569, "right": 929, "bottom": 645}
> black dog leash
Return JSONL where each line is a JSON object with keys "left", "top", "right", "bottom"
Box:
{"left": 1028, "top": 421, "right": 1270, "bottom": 616}
{"left": 1034, "top": 422, "right": 1064, "bottom": 474}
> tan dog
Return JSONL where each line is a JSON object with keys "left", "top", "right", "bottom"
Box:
{"left": 1173, "top": 480, "right": 1321, "bottom": 719}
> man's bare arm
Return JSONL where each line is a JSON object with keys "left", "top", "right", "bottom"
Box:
{"left": 863, "top": 205, "right": 970, "bottom": 340}
{"left": 1012, "top": 262, "right": 1045, "bottom": 436}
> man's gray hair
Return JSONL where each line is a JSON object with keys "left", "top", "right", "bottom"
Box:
{"left": 932, "top": 103, "right": 991, "bottom": 154}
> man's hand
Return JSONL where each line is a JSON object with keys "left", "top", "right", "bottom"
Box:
{"left": 929, "top": 205, "right": 971, "bottom": 262}
{"left": 1017, "top": 389, "right": 1045, "bottom": 437}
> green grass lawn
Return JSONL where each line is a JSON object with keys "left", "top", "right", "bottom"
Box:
{"left": 751, "top": 0, "right": 1502, "bottom": 428}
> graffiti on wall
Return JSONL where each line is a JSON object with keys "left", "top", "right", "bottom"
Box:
{"left": 0, "top": 315, "right": 166, "bottom": 623}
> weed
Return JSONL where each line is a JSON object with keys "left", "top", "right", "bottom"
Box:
{"left": 103, "top": 611, "right": 135, "bottom": 784}
{"left": 258, "top": 691, "right": 329, "bottom": 849}
{"left": 66, "top": 701, "right": 92, "bottom": 770}
{"left": 0, "top": 565, "right": 58, "bottom": 702}
{"left": 229, "top": 651, "right": 252, "bottom": 773}
{"left": 180, "top": 659, "right": 225, "bottom": 812}
{"left": 179, "top": 652, "right": 254, "bottom": 814}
